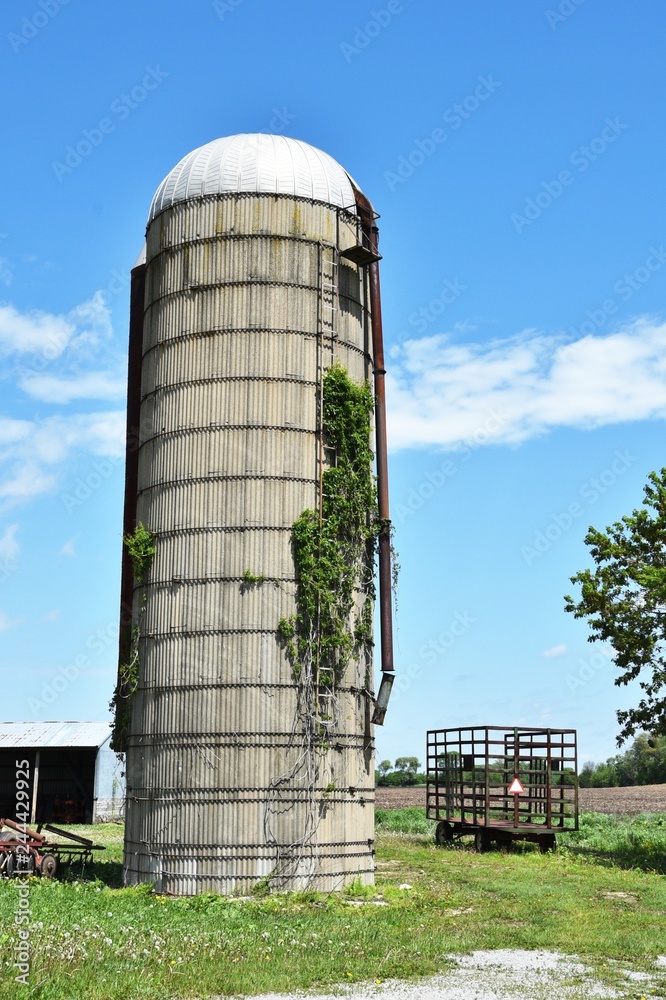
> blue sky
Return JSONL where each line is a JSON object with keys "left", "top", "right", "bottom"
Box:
{"left": 1, "top": 0, "right": 665, "bottom": 769}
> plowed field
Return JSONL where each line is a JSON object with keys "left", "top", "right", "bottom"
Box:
{"left": 375, "top": 783, "right": 666, "bottom": 814}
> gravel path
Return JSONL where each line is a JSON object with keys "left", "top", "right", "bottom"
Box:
{"left": 240, "top": 950, "right": 665, "bottom": 1000}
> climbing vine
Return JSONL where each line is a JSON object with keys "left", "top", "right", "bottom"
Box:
{"left": 279, "top": 363, "right": 378, "bottom": 690}
{"left": 123, "top": 522, "right": 156, "bottom": 585}
{"left": 110, "top": 523, "right": 155, "bottom": 752}
{"left": 265, "top": 364, "right": 379, "bottom": 889}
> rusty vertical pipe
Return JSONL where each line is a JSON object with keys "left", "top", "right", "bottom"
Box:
{"left": 114, "top": 258, "right": 146, "bottom": 746}
{"left": 366, "top": 223, "right": 394, "bottom": 677}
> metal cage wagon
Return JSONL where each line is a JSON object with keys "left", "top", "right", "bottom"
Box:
{"left": 426, "top": 726, "right": 578, "bottom": 852}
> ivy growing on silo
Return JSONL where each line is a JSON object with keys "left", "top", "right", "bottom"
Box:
{"left": 110, "top": 523, "right": 155, "bottom": 752}
{"left": 279, "top": 364, "right": 378, "bottom": 696}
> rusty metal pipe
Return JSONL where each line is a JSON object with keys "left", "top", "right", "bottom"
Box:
{"left": 114, "top": 260, "right": 146, "bottom": 747}
{"left": 351, "top": 188, "right": 395, "bottom": 725}
{"left": 366, "top": 224, "right": 394, "bottom": 677}
{"left": 1, "top": 818, "right": 45, "bottom": 844}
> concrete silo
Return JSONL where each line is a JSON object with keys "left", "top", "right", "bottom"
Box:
{"left": 114, "top": 134, "right": 394, "bottom": 895}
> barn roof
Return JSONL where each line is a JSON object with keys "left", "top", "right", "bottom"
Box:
{"left": 0, "top": 721, "right": 112, "bottom": 749}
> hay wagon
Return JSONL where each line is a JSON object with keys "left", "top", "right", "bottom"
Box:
{"left": 426, "top": 726, "right": 578, "bottom": 852}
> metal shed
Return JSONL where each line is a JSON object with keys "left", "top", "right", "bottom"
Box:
{"left": 0, "top": 722, "right": 124, "bottom": 824}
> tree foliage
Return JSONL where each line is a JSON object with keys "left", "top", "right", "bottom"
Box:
{"left": 565, "top": 469, "right": 666, "bottom": 744}
{"left": 579, "top": 733, "right": 666, "bottom": 787}
{"left": 376, "top": 757, "right": 425, "bottom": 786}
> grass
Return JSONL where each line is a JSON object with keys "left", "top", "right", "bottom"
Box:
{"left": 1, "top": 815, "right": 665, "bottom": 998}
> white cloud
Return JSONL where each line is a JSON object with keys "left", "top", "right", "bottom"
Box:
{"left": 0, "top": 303, "right": 73, "bottom": 357}
{"left": 0, "top": 419, "right": 32, "bottom": 447}
{"left": 43, "top": 609, "right": 61, "bottom": 622}
{"left": 0, "top": 259, "right": 13, "bottom": 286}
{"left": 543, "top": 644, "right": 568, "bottom": 659}
{"left": 0, "top": 611, "right": 20, "bottom": 633}
{"left": 0, "top": 412, "right": 125, "bottom": 507}
{"left": 0, "top": 291, "right": 125, "bottom": 507}
{"left": 0, "top": 291, "right": 113, "bottom": 361}
{"left": 387, "top": 317, "right": 666, "bottom": 451}
{"left": 0, "top": 524, "right": 19, "bottom": 566}
{"left": 61, "top": 538, "right": 77, "bottom": 558}
{"left": 19, "top": 372, "right": 126, "bottom": 404}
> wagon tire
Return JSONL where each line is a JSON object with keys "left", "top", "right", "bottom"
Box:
{"left": 474, "top": 830, "right": 491, "bottom": 853}
{"left": 38, "top": 853, "right": 57, "bottom": 878}
{"left": 435, "top": 821, "right": 453, "bottom": 845}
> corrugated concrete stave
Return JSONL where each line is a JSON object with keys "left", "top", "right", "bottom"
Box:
{"left": 142, "top": 285, "right": 321, "bottom": 349}
{"left": 143, "top": 379, "right": 318, "bottom": 437}
{"left": 129, "top": 686, "right": 371, "bottom": 740}
{"left": 148, "top": 191, "right": 360, "bottom": 253}
{"left": 138, "top": 480, "right": 317, "bottom": 533}
{"left": 142, "top": 331, "right": 319, "bottom": 386}
{"left": 124, "top": 179, "right": 375, "bottom": 895}
{"left": 145, "top": 237, "right": 321, "bottom": 301}
{"left": 137, "top": 427, "right": 318, "bottom": 489}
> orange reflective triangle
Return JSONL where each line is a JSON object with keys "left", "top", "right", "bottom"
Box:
{"left": 508, "top": 777, "right": 524, "bottom": 794}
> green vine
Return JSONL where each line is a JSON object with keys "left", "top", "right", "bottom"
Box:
{"left": 123, "top": 522, "right": 156, "bottom": 585}
{"left": 240, "top": 568, "right": 266, "bottom": 593}
{"left": 110, "top": 524, "right": 156, "bottom": 752}
{"left": 278, "top": 363, "right": 378, "bottom": 692}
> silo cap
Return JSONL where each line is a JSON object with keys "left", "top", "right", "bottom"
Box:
{"left": 147, "top": 134, "right": 370, "bottom": 223}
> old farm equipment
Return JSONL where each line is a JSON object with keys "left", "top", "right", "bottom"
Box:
{"left": 0, "top": 818, "right": 104, "bottom": 877}
{"left": 426, "top": 726, "right": 578, "bottom": 852}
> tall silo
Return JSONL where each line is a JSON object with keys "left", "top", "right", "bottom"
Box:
{"left": 114, "top": 134, "right": 394, "bottom": 895}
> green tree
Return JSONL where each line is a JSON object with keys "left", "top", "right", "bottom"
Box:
{"left": 394, "top": 756, "right": 420, "bottom": 777}
{"left": 377, "top": 759, "right": 392, "bottom": 778}
{"left": 565, "top": 469, "right": 666, "bottom": 744}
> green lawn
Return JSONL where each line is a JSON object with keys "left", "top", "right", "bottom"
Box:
{"left": 0, "top": 815, "right": 665, "bottom": 999}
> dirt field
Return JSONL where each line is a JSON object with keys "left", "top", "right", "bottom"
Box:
{"left": 375, "top": 783, "right": 666, "bottom": 814}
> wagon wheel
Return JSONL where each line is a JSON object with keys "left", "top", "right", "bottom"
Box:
{"left": 0, "top": 831, "right": 15, "bottom": 841}
{"left": 38, "top": 853, "right": 58, "bottom": 878}
{"left": 435, "top": 821, "right": 453, "bottom": 846}
{"left": 3, "top": 851, "right": 15, "bottom": 876}
{"left": 474, "top": 830, "right": 491, "bottom": 853}
{"left": 539, "top": 834, "right": 556, "bottom": 854}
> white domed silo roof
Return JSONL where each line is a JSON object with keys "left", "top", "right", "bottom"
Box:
{"left": 148, "top": 134, "right": 367, "bottom": 223}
